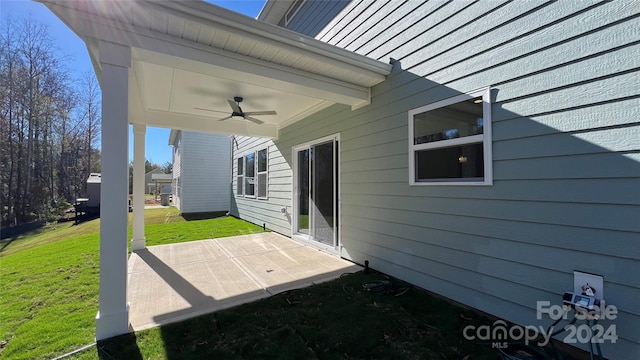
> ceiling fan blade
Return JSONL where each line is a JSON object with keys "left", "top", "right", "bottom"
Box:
{"left": 243, "top": 110, "right": 277, "bottom": 116}
{"left": 245, "top": 116, "right": 264, "bottom": 125}
{"left": 217, "top": 116, "right": 232, "bottom": 121}
{"left": 227, "top": 99, "right": 241, "bottom": 113}
{"left": 194, "top": 107, "right": 228, "bottom": 114}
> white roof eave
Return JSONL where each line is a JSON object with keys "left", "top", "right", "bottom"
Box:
{"left": 38, "top": 0, "right": 391, "bottom": 83}
{"left": 155, "top": 1, "right": 392, "bottom": 78}
{"left": 36, "top": 0, "right": 393, "bottom": 138}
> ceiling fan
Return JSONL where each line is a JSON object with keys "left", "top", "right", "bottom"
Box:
{"left": 195, "top": 96, "right": 277, "bottom": 124}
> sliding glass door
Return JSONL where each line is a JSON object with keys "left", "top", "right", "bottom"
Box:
{"left": 296, "top": 148, "right": 310, "bottom": 235}
{"left": 294, "top": 135, "right": 339, "bottom": 251}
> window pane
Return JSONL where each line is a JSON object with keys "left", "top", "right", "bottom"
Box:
{"left": 415, "top": 143, "right": 484, "bottom": 181}
{"left": 245, "top": 177, "right": 255, "bottom": 196}
{"left": 237, "top": 176, "right": 243, "bottom": 195}
{"left": 257, "top": 149, "right": 267, "bottom": 172}
{"left": 414, "top": 97, "right": 483, "bottom": 145}
{"left": 313, "top": 141, "right": 335, "bottom": 246}
{"left": 245, "top": 153, "right": 255, "bottom": 177}
{"left": 258, "top": 173, "right": 267, "bottom": 198}
{"left": 237, "top": 158, "right": 243, "bottom": 175}
{"left": 297, "top": 149, "right": 310, "bottom": 235}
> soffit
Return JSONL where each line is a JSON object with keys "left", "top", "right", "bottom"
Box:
{"left": 38, "top": 0, "right": 391, "bottom": 138}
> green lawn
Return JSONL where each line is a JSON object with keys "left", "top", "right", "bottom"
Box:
{"left": 0, "top": 208, "right": 184, "bottom": 257}
{"left": 0, "top": 209, "right": 263, "bottom": 360}
{"left": 0, "top": 220, "right": 99, "bottom": 257}
{"left": 0, "top": 233, "right": 99, "bottom": 360}
{"left": 144, "top": 216, "right": 265, "bottom": 247}
{"left": 0, "top": 209, "right": 560, "bottom": 360}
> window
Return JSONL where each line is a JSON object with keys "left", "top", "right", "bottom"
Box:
{"left": 408, "top": 87, "right": 492, "bottom": 185}
{"left": 245, "top": 152, "right": 255, "bottom": 197}
{"left": 236, "top": 148, "right": 269, "bottom": 198}
{"left": 236, "top": 157, "right": 243, "bottom": 196}
{"left": 257, "top": 148, "right": 268, "bottom": 199}
{"left": 173, "top": 177, "right": 180, "bottom": 197}
{"left": 284, "top": 0, "right": 306, "bottom": 26}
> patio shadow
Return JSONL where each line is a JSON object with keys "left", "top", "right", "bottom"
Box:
{"left": 96, "top": 332, "right": 143, "bottom": 360}
{"left": 180, "top": 211, "right": 228, "bottom": 221}
{"left": 133, "top": 248, "right": 270, "bottom": 328}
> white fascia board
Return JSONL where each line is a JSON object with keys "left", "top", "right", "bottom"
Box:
{"left": 144, "top": 1, "right": 388, "bottom": 84}
{"left": 46, "top": 0, "right": 389, "bottom": 84}
{"left": 168, "top": 129, "right": 180, "bottom": 146}
{"left": 159, "top": 1, "right": 392, "bottom": 78}
{"left": 145, "top": 109, "right": 279, "bottom": 139}
{"left": 49, "top": 4, "right": 372, "bottom": 106}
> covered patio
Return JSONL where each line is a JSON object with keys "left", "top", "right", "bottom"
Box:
{"left": 128, "top": 232, "right": 360, "bottom": 331}
{"left": 38, "top": 0, "right": 390, "bottom": 340}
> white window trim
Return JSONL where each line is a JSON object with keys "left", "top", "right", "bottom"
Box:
{"left": 408, "top": 86, "right": 493, "bottom": 186}
{"left": 236, "top": 157, "right": 244, "bottom": 196}
{"left": 257, "top": 148, "right": 269, "bottom": 200}
{"left": 284, "top": 0, "right": 306, "bottom": 26}
{"left": 244, "top": 152, "right": 256, "bottom": 198}
{"left": 236, "top": 148, "right": 269, "bottom": 199}
{"left": 291, "top": 133, "right": 341, "bottom": 254}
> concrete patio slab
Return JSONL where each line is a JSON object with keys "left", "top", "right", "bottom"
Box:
{"left": 127, "top": 232, "right": 361, "bottom": 331}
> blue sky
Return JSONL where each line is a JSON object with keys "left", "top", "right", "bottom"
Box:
{"left": 1, "top": 0, "right": 266, "bottom": 165}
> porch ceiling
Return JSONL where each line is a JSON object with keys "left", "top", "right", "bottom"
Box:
{"left": 38, "top": 0, "right": 392, "bottom": 139}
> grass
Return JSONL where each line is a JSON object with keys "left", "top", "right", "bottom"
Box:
{"left": 0, "top": 209, "right": 264, "bottom": 360}
{"left": 84, "top": 271, "right": 499, "bottom": 360}
{"left": 0, "top": 232, "right": 100, "bottom": 360}
{"left": 0, "top": 220, "right": 100, "bottom": 257}
{"left": 0, "top": 208, "right": 184, "bottom": 257}
{"left": 144, "top": 216, "right": 265, "bottom": 247}
{"left": 1, "top": 208, "right": 557, "bottom": 360}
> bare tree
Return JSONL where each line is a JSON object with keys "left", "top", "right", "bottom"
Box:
{"left": 0, "top": 15, "right": 21, "bottom": 225}
{"left": 0, "top": 14, "right": 99, "bottom": 226}
{"left": 161, "top": 161, "right": 173, "bottom": 174}
{"left": 77, "top": 70, "right": 101, "bottom": 176}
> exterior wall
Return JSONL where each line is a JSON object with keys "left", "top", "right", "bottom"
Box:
{"left": 237, "top": 1, "right": 640, "bottom": 357}
{"left": 281, "top": 0, "right": 350, "bottom": 37}
{"left": 230, "top": 136, "right": 292, "bottom": 236}
{"left": 86, "top": 181, "right": 101, "bottom": 207}
{"left": 171, "top": 132, "right": 183, "bottom": 211}
{"left": 145, "top": 168, "right": 163, "bottom": 194}
{"left": 180, "top": 131, "right": 231, "bottom": 214}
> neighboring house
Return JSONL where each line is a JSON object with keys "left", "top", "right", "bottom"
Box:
{"left": 169, "top": 130, "right": 231, "bottom": 214}
{"left": 228, "top": 1, "right": 640, "bottom": 358}
{"left": 151, "top": 173, "right": 172, "bottom": 194}
{"left": 144, "top": 168, "right": 164, "bottom": 194}
{"left": 85, "top": 173, "right": 101, "bottom": 208}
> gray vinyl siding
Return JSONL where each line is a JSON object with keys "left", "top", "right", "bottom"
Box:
{"left": 231, "top": 136, "right": 293, "bottom": 236}
{"left": 242, "top": 1, "right": 640, "bottom": 357}
{"left": 179, "top": 131, "right": 230, "bottom": 214}
{"left": 281, "top": 0, "right": 350, "bottom": 37}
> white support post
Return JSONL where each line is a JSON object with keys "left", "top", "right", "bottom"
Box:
{"left": 95, "top": 41, "right": 131, "bottom": 341}
{"left": 131, "top": 123, "right": 146, "bottom": 251}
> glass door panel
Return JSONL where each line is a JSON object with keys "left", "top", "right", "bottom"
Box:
{"left": 297, "top": 148, "right": 310, "bottom": 235}
{"left": 312, "top": 141, "right": 334, "bottom": 246}
{"left": 294, "top": 137, "right": 338, "bottom": 250}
